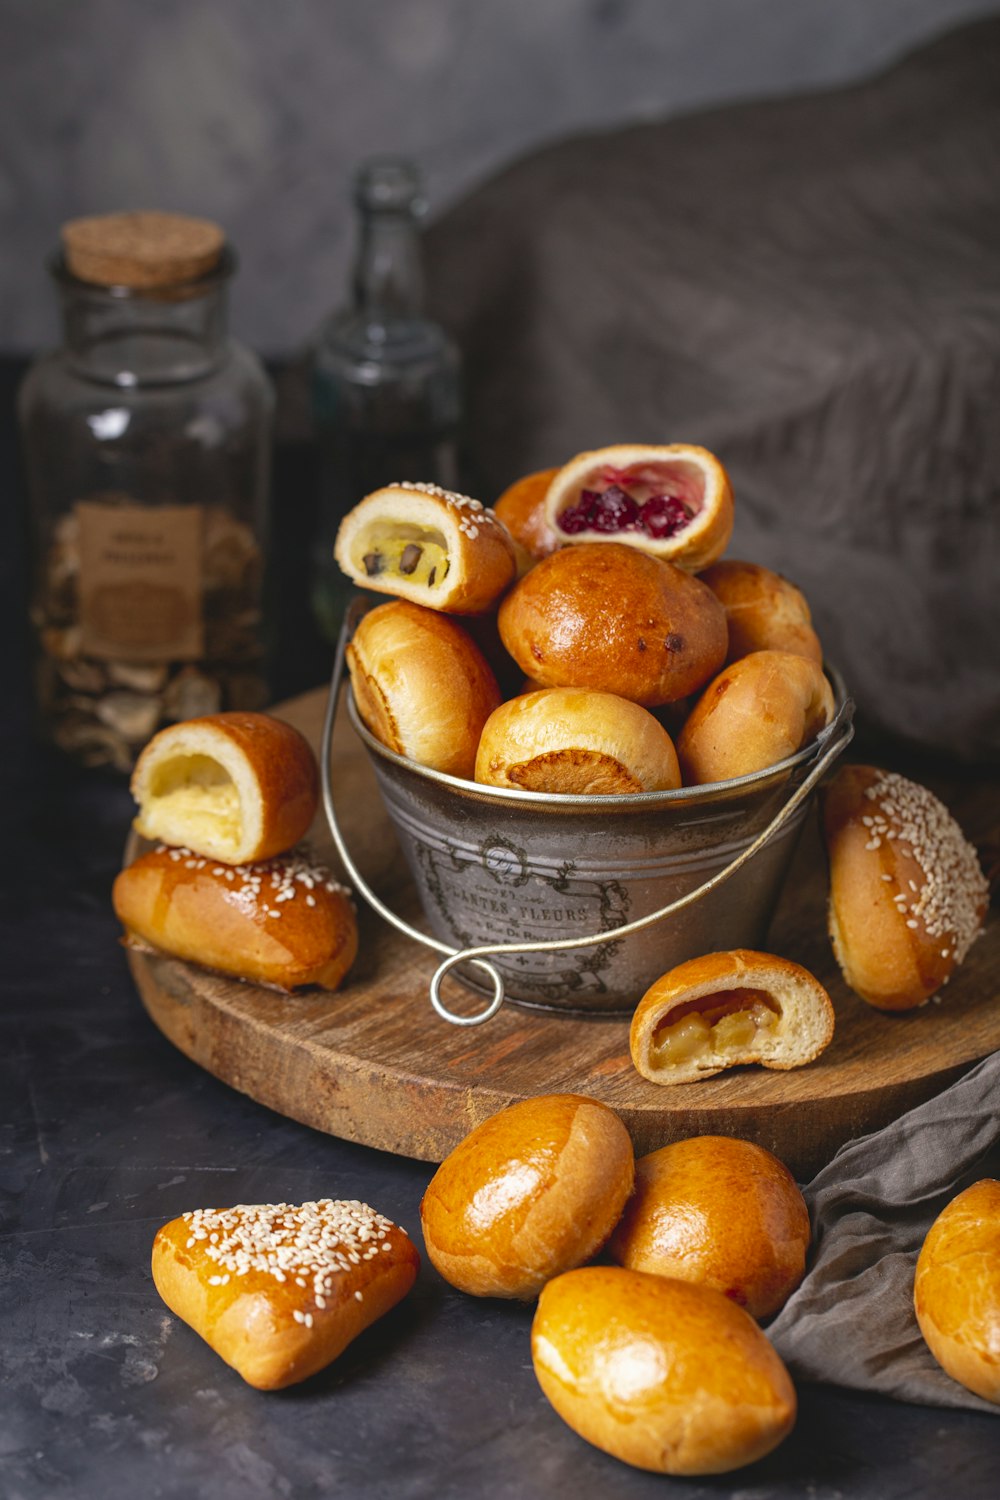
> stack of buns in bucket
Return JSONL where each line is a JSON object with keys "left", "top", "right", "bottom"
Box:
{"left": 335, "top": 453, "right": 988, "bottom": 1041}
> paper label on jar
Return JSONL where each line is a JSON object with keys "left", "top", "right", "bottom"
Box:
{"left": 77, "top": 501, "right": 203, "bottom": 661}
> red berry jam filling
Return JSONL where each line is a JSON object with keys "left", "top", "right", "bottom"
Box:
{"left": 558, "top": 485, "right": 693, "bottom": 539}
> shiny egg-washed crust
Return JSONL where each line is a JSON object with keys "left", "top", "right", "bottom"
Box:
{"left": 420, "top": 1093, "right": 634, "bottom": 1300}
{"left": 699, "top": 560, "right": 823, "bottom": 666}
{"left": 608, "top": 1136, "right": 810, "bottom": 1320}
{"left": 823, "top": 765, "right": 988, "bottom": 1011}
{"left": 531, "top": 1267, "right": 797, "bottom": 1474}
{"left": 677, "top": 651, "right": 834, "bottom": 785}
{"left": 474, "top": 688, "right": 681, "bottom": 795}
{"left": 544, "top": 444, "right": 734, "bottom": 572}
{"left": 347, "top": 600, "right": 502, "bottom": 780}
{"left": 131, "top": 713, "right": 319, "bottom": 866}
{"left": 113, "top": 847, "right": 358, "bottom": 992}
{"left": 914, "top": 1179, "right": 1000, "bottom": 1405}
{"left": 497, "top": 544, "right": 728, "bottom": 708}
{"left": 494, "top": 468, "right": 563, "bottom": 561}
{"left": 152, "top": 1203, "right": 419, "bottom": 1390}
{"left": 630, "top": 949, "right": 835, "bottom": 1086}
{"left": 334, "top": 482, "right": 517, "bottom": 614}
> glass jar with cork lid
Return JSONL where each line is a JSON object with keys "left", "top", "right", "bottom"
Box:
{"left": 19, "top": 210, "right": 274, "bottom": 771}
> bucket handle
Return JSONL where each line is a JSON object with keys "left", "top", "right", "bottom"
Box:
{"left": 320, "top": 597, "right": 855, "bottom": 1027}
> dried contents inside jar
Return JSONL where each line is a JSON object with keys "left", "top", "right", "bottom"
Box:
{"left": 32, "top": 501, "right": 265, "bottom": 772}
{"left": 650, "top": 988, "right": 781, "bottom": 1067}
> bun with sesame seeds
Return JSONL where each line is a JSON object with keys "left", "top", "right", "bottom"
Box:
{"left": 112, "top": 846, "right": 358, "bottom": 992}
{"left": 334, "top": 482, "right": 518, "bottom": 613}
{"left": 152, "top": 1198, "right": 419, "bottom": 1389}
{"left": 822, "top": 765, "right": 989, "bottom": 1011}
{"left": 131, "top": 712, "right": 319, "bottom": 867}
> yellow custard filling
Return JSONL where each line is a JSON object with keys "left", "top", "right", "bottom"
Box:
{"left": 355, "top": 528, "right": 451, "bottom": 588}
{"left": 651, "top": 988, "right": 780, "bottom": 1067}
{"left": 144, "top": 755, "right": 242, "bottom": 846}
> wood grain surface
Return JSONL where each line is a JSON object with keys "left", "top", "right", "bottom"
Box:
{"left": 128, "top": 687, "right": 1000, "bottom": 1178}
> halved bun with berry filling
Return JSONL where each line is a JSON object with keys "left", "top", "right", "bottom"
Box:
{"left": 544, "top": 444, "right": 734, "bottom": 572}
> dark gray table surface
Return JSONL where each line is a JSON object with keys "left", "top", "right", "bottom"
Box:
{"left": 2, "top": 364, "right": 998, "bottom": 1499}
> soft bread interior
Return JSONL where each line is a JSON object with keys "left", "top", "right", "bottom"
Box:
{"left": 643, "top": 967, "right": 831, "bottom": 1082}
{"left": 133, "top": 725, "right": 263, "bottom": 862}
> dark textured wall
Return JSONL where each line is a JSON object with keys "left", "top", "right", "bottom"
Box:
{"left": 1, "top": 0, "right": 996, "bottom": 355}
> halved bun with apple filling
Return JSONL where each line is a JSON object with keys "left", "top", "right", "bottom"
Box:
{"left": 630, "top": 949, "right": 834, "bottom": 1086}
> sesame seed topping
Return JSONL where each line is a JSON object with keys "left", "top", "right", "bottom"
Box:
{"left": 155, "top": 844, "right": 353, "bottom": 924}
{"left": 179, "top": 1200, "right": 398, "bottom": 1324}
{"left": 864, "top": 772, "right": 988, "bottom": 963}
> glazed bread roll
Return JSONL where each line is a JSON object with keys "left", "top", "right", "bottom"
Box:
{"left": 630, "top": 950, "right": 835, "bottom": 1086}
{"left": 498, "top": 543, "right": 728, "bottom": 708}
{"left": 475, "top": 688, "right": 682, "bottom": 795}
{"left": 823, "top": 765, "right": 988, "bottom": 1011}
{"left": 914, "top": 1179, "right": 1000, "bottom": 1405}
{"left": 334, "top": 481, "right": 517, "bottom": 613}
{"left": 131, "top": 713, "right": 319, "bottom": 865}
{"left": 113, "top": 846, "right": 358, "bottom": 992}
{"left": 608, "top": 1136, "right": 810, "bottom": 1320}
{"left": 494, "top": 467, "right": 562, "bottom": 560}
{"left": 699, "top": 560, "right": 823, "bottom": 666}
{"left": 677, "top": 651, "right": 835, "bottom": 785}
{"left": 531, "top": 1267, "right": 797, "bottom": 1474}
{"left": 420, "top": 1094, "right": 634, "bottom": 1299}
{"left": 347, "top": 600, "right": 502, "bottom": 780}
{"left": 543, "top": 444, "right": 734, "bottom": 572}
{"left": 152, "top": 1198, "right": 419, "bottom": 1390}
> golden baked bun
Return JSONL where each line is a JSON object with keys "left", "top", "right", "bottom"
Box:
{"left": 544, "top": 444, "right": 734, "bottom": 572}
{"left": 630, "top": 950, "right": 835, "bottom": 1086}
{"left": 152, "top": 1198, "right": 419, "bottom": 1389}
{"left": 475, "top": 688, "right": 681, "bottom": 794}
{"left": 914, "top": 1179, "right": 1000, "bottom": 1405}
{"left": 494, "top": 467, "right": 562, "bottom": 560}
{"left": 347, "top": 600, "right": 502, "bottom": 779}
{"left": 699, "top": 560, "right": 823, "bottom": 665}
{"left": 334, "top": 481, "right": 517, "bottom": 613}
{"left": 677, "top": 651, "right": 835, "bottom": 785}
{"left": 131, "top": 713, "right": 319, "bottom": 865}
{"left": 113, "top": 846, "right": 358, "bottom": 992}
{"left": 531, "top": 1267, "right": 796, "bottom": 1474}
{"left": 420, "top": 1094, "right": 634, "bottom": 1299}
{"left": 823, "top": 765, "right": 988, "bottom": 1011}
{"left": 497, "top": 543, "right": 728, "bottom": 708}
{"left": 608, "top": 1136, "right": 810, "bottom": 1320}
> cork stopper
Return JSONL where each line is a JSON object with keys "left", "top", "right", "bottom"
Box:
{"left": 61, "top": 211, "right": 225, "bottom": 289}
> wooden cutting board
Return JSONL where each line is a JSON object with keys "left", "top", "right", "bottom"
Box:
{"left": 128, "top": 687, "right": 1000, "bottom": 1178}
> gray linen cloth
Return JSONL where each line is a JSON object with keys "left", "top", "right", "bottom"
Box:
{"left": 769, "top": 1051, "right": 1000, "bottom": 1413}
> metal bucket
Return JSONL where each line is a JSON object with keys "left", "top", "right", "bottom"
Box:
{"left": 321, "top": 601, "right": 854, "bottom": 1026}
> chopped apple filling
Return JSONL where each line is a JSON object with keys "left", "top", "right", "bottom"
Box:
{"left": 650, "top": 988, "right": 780, "bottom": 1067}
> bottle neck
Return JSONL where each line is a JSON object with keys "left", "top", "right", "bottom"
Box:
{"left": 352, "top": 209, "right": 424, "bottom": 325}
{"left": 52, "top": 256, "right": 231, "bottom": 386}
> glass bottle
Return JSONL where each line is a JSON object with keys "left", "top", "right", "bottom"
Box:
{"left": 19, "top": 212, "right": 274, "bottom": 771}
{"left": 310, "top": 158, "right": 462, "bottom": 639}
